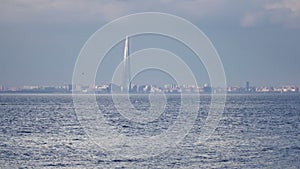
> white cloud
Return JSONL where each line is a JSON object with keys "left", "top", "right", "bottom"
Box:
{"left": 1, "top": 0, "right": 300, "bottom": 28}
{"left": 0, "top": 0, "right": 131, "bottom": 23}
{"left": 240, "top": 0, "right": 300, "bottom": 28}
{"left": 241, "top": 12, "right": 264, "bottom": 27}
{"left": 265, "top": 0, "right": 300, "bottom": 13}
{"left": 0, "top": 0, "right": 230, "bottom": 23}
{"left": 264, "top": 0, "right": 300, "bottom": 28}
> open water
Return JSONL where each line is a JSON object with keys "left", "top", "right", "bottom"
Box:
{"left": 0, "top": 94, "right": 299, "bottom": 168}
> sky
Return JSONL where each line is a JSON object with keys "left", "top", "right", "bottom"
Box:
{"left": 1, "top": 0, "right": 300, "bottom": 87}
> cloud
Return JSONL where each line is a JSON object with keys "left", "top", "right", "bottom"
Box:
{"left": 0, "top": 0, "right": 131, "bottom": 23}
{"left": 265, "top": 0, "right": 300, "bottom": 13}
{"left": 1, "top": 0, "right": 300, "bottom": 28}
{"left": 240, "top": 0, "right": 300, "bottom": 28}
{"left": 0, "top": 0, "right": 231, "bottom": 23}
{"left": 241, "top": 12, "right": 264, "bottom": 27}
{"left": 265, "top": 0, "right": 300, "bottom": 28}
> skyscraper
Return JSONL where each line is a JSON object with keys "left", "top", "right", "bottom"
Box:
{"left": 246, "top": 81, "right": 250, "bottom": 92}
{"left": 122, "top": 36, "right": 131, "bottom": 92}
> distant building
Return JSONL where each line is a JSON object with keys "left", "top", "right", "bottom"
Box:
{"left": 246, "top": 81, "right": 250, "bottom": 92}
{"left": 150, "top": 85, "right": 162, "bottom": 93}
{"left": 203, "top": 84, "right": 212, "bottom": 94}
{"left": 67, "top": 84, "right": 72, "bottom": 91}
{"left": 23, "top": 85, "right": 40, "bottom": 90}
{"left": 282, "top": 86, "right": 298, "bottom": 93}
{"left": 138, "top": 85, "right": 151, "bottom": 93}
{"left": 130, "top": 84, "right": 138, "bottom": 93}
{"left": 95, "top": 84, "right": 109, "bottom": 93}
{"left": 109, "top": 83, "right": 122, "bottom": 93}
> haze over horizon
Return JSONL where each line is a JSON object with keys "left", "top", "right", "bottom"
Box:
{"left": 1, "top": 0, "right": 300, "bottom": 87}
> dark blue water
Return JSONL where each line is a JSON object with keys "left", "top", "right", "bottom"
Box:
{"left": 0, "top": 94, "right": 299, "bottom": 168}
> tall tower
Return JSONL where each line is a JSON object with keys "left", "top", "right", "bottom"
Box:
{"left": 122, "top": 36, "right": 131, "bottom": 92}
{"left": 246, "top": 81, "right": 250, "bottom": 92}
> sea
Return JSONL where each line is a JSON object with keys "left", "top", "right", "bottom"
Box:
{"left": 0, "top": 94, "right": 299, "bottom": 168}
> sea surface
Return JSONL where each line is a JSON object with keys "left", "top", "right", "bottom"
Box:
{"left": 0, "top": 94, "right": 299, "bottom": 168}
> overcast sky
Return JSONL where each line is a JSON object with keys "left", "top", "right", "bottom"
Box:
{"left": 1, "top": 0, "right": 300, "bottom": 87}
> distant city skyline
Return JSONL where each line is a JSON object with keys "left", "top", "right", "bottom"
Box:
{"left": 1, "top": 81, "right": 300, "bottom": 94}
{"left": 1, "top": 1, "right": 300, "bottom": 87}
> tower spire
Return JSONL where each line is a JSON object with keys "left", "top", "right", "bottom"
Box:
{"left": 123, "top": 36, "right": 131, "bottom": 92}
